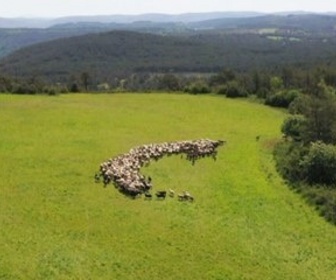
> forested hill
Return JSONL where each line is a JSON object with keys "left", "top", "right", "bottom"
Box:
{"left": 189, "top": 14, "right": 336, "bottom": 33}
{"left": 1, "top": 27, "right": 336, "bottom": 84}
{"left": 0, "top": 30, "right": 219, "bottom": 82}
{"left": 0, "top": 12, "right": 264, "bottom": 28}
{"left": 1, "top": 13, "right": 336, "bottom": 61}
{"left": 0, "top": 28, "right": 107, "bottom": 58}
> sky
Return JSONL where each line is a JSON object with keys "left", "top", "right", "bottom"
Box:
{"left": 1, "top": 0, "right": 336, "bottom": 18}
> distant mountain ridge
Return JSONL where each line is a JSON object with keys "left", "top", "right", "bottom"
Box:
{"left": 2, "top": 11, "right": 334, "bottom": 29}
{"left": 0, "top": 11, "right": 303, "bottom": 28}
{"left": 1, "top": 25, "right": 336, "bottom": 84}
{"left": 188, "top": 13, "right": 336, "bottom": 31}
{"left": 1, "top": 13, "right": 336, "bottom": 60}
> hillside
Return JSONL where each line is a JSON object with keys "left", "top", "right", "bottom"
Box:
{"left": 1, "top": 14, "right": 336, "bottom": 60}
{"left": 0, "top": 12, "right": 264, "bottom": 28}
{"left": 1, "top": 93, "right": 336, "bottom": 279}
{"left": 0, "top": 11, "right": 264, "bottom": 56}
{"left": 1, "top": 27, "right": 336, "bottom": 84}
{"left": 0, "top": 28, "right": 105, "bottom": 58}
{"left": 189, "top": 14, "right": 336, "bottom": 33}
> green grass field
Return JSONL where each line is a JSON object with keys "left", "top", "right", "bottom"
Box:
{"left": 1, "top": 93, "right": 336, "bottom": 279}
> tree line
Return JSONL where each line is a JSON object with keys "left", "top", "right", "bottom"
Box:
{"left": 1, "top": 62, "right": 336, "bottom": 96}
{"left": 273, "top": 77, "right": 336, "bottom": 224}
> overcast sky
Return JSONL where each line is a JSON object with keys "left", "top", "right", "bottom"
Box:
{"left": 1, "top": 0, "right": 336, "bottom": 18}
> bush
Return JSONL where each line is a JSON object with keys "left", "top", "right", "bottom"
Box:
{"left": 70, "top": 83, "right": 80, "bottom": 93}
{"left": 301, "top": 141, "right": 336, "bottom": 185}
{"left": 265, "top": 89, "right": 300, "bottom": 108}
{"left": 11, "top": 83, "right": 37, "bottom": 94}
{"left": 273, "top": 141, "right": 308, "bottom": 182}
{"left": 0, "top": 86, "right": 7, "bottom": 93}
{"left": 301, "top": 186, "right": 336, "bottom": 224}
{"left": 288, "top": 94, "right": 309, "bottom": 114}
{"left": 158, "top": 74, "right": 181, "bottom": 91}
{"left": 216, "top": 85, "right": 227, "bottom": 95}
{"left": 217, "top": 81, "right": 248, "bottom": 98}
{"left": 185, "top": 82, "right": 211, "bottom": 94}
{"left": 281, "top": 115, "right": 307, "bottom": 141}
{"left": 256, "top": 87, "right": 270, "bottom": 99}
{"left": 48, "top": 88, "right": 57, "bottom": 96}
{"left": 275, "top": 141, "right": 336, "bottom": 224}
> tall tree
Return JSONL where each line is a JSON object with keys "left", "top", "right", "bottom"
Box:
{"left": 301, "top": 81, "right": 336, "bottom": 144}
{"left": 81, "top": 72, "right": 90, "bottom": 92}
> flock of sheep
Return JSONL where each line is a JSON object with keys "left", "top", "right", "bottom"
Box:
{"left": 95, "top": 139, "right": 225, "bottom": 200}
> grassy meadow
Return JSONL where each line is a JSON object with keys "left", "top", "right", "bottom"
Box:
{"left": 1, "top": 93, "right": 336, "bottom": 279}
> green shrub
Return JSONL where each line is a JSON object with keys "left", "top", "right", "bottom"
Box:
{"left": 216, "top": 85, "right": 227, "bottom": 95}
{"left": 301, "top": 186, "right": 336, "bottom": 224}
{"left": 70, "top": 83, "right": 80, "bottom": 93}
{"left": 301, "top": 141, "right": 336, "bottom": 185}
{"left": 185, "top": 82, "right": 211, "bottom": 94}
{"left": 256, "top": 87, "right": 270, "bottom": 99}
{"left": 281, "top": 115, "right": 306, "bottom": 141}
{"left": 158, "top": 74, "right": 181, "bottom": 91}
{"left": 217, "top": 81, "right": 248, "bottom": 98}
{"left": 11, "top": 83, "right": 37, "bottom": 94}
{"left": 273, "top": 141, "right": 308, "bottom": 182}
{"left": 265, "top": 90, "right": 300, "bottom": 108}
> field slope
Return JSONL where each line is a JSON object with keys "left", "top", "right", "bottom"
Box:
{"left": 0, "top": 93, "right": 336, "bottom": 279}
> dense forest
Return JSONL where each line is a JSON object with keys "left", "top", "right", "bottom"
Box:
{"left": 1, "top": 28, "right": 336, "bottom": 91}
{"left": 1, "top": 13, "right": 336, "bottom": 60}
{"left": 1, "top": 14, "right": 336, "bottom": 97}
{"left": 2, "top": 14, "right": 336, "bottom": 223}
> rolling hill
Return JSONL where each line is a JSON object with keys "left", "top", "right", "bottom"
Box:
{"left": 188, "top": 13, "right": 336, "bottom": 33}
{"left": 0, "top": 12, "right": 264, "bottom": 28}
{"left": 1, "top": 26, "right": 336, "bottom": 84}
{"left": 1, "top": 13, "right": 336, "bottom": 61}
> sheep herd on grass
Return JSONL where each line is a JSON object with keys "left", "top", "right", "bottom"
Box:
{"left": 95, "top": 139, "right": 225, "bottom": 200}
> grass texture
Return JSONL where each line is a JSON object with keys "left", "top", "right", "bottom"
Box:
{"left": 1, "top": 93, "right": 336, "bottom": 279}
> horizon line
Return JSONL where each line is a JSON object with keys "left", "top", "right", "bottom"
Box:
{"left": 2, "top": 10, "right": 336, "bottom": 20}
